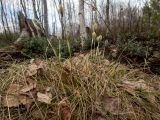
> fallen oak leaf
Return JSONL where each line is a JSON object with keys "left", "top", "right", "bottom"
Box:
{"left": 2, "top": 94, "right": 23, "bottom": 107}
{"left": 37, "top": 92, "right": 52, "bottom": 104}
{"left": 20, "top": 78, "right": 36, "bottom": 93}
{"left": 2, "top": 80, "right": 36, "bottom": 107}
{"left": 26, "top": 59, "right": 47, "bottom": 77}
{"left": 6, "top": 84, "right": 21, "bottom": 94}
{"left": 2, "top": 94, "right": 33, "bottom": 107}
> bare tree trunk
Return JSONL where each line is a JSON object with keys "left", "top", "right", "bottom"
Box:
{"left": 58, "top": 0, "right": 65, "bottom": 39}
{"left": 0, "top": 0, "right": 11, "bottom": 34}
{"left": 13, "top": 4, "right": 19, "bottom": 31}
{"left": 0, "top": 0, "right": 7, "bottom": 34}
{"left": 36, "top": 0, "right": 41, "bottom": 22}
{"left": 67, "top": 0, "right": 73, "bottom": 36}
{"left": 91, "top": 0, "right": 94, "bottom": 29}
{"left": 93, "top": 0, "right": 98, "bottom": 24}
{"left": 42, "top": 0, "right": 49, "bottom": 35}
{"left": 32, "top": 0, "right": 39, "bottom": 20}
{"left": 106, "top": 0, "right": 110, "bottom": 32}
{"left": 91, "top": 0, "right": 98, "bottom": 32}
{"left": 10, "top": 9, "right": 16, "bottom": 33}
{"left": 79, "top": 0, "right": 87, "bottom": 50}
{"left": 20, "top": 0, "right": 27, "bottom": 17}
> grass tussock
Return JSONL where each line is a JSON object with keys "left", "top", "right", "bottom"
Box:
{"left": 0, "top": 52, "right": 160, "bottom": 120}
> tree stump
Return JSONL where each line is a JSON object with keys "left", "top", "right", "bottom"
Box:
{"left": 14, "top": 11, "right": 46, "bottom": 49}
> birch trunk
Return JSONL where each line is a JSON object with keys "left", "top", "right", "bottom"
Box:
{"left": 79, "top": 0, "right": 87, "bottom": 50}
{"left": 32, "top": 0, "right": 39, "bottom": 20}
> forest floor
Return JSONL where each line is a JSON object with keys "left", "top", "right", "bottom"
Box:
{"left": 0, "top": 49, "right": 160, "bottom": 120}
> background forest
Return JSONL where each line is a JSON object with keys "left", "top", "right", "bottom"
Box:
{"left": 0, "top": 0, "right": 160, "bottom": 64}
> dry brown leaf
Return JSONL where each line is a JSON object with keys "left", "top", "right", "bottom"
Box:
{"left": 34, "top": 59, "right": 46, "bottom": 70}
{"left": 2, "top": 94, "right": 22, "bottom": 107}
{"left": 63, "top": 53, "right": 90, "bottom": 71}
{"left": 37, "top": 92, "right": 52, "bottom": 104}
{"left": 122, "top": 80, "right": 151, "bottom": 91}
{"left": 5, "top": 84, "right": 22, "bottom": 95}
{"left": 26, "top": 59, "right": 46, "bottom": 77}
{"left": 2, "top": 94, "right": 33, "bottom": 107}
{"left": 58, "top": 97, "right": 72, "bottom": 120}
{"left": 96, "top": 95, "right": 121, "bottom": 115}
{"left": 18, "top": 95, "right": 33, "bottom": 105}
{"left": 20, "top": 78, "right": 36, "bottom": 93}
{"left": 63, "top": 59, "right": 72, "bottom": 71}
{"left": 26, "top": 63, "right": 38, "bottom": 76}
{"left": 2, "top": 79, "right": 36, "bottom": 107}
{"left": 102, "top": 96, "right": 121, "bottom": 115}
{"left": 45, "top": 87, "right": 51, "bottom": 92}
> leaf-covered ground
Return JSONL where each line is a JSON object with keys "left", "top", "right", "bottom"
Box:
{"left": 0, "top": 51, "right": 160, "bottom": 120}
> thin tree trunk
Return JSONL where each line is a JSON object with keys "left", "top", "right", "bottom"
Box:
{"left": 20, "top": 0, "right": 27, "bottom": 17}
{"left": 91, "top": 0, "right": 94, "bottom": 30}
{"left": 0, "top": 0, "right": 11, "bottom": 34}
{"left": 36, "top": 0, "right": 41, "bottom": 22}
{"left": 93, "top": 0, "right": 98, "bottom": 24}
{"left": 79, "top": 0, "right": 87, "bottom": 50}
{"left": 32, "top": 0, "right": 39, "bottom": 20}
{"left": 42, "top": 0, "right": 49, "bottom": 35}
{"left": 67, "top": 0, "right": 73, "bottom": 36}
{"left": 10, "top": 9, "right": 16, "bottom": 33}
{"left": 106, "top": 0, "right": 110, "bottom": 31}
{"left": 0, "top": 0, "right": 7, "bottom": 35}
{"left": 59, "top": 0, "right": 65, "bottom": 39}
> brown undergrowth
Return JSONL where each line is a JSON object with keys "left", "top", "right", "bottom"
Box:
{"left": 0, "top": 51, "right": 160, "bottom": 120}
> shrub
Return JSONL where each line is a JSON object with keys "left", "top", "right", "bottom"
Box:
{"left": 117, "top": 35, "right": 151, "bottom": 58}
{"left": 0, "top": 32, "right": 19, "bottom": 48}
{"left": 23, "top": 37, "right": 81, "bottom": 58}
